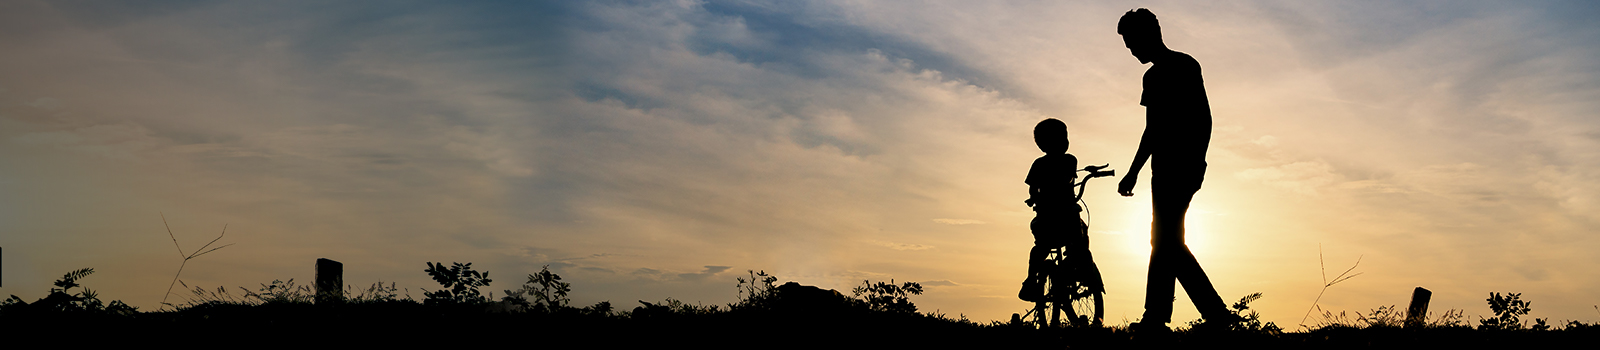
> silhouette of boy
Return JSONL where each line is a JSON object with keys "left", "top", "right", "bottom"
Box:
{"left": 1019, "top": 118, "right": 1096, "bottom": 302}
{"left": 1116, "top": 8, "right": 1238, "bottom": 331}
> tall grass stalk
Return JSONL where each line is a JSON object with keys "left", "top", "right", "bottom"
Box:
{"left": 1299, "top": 245, "right": 1362, "bottom": 329}
{"left": 158, "top": 213, "right": 235, "bottom": 310}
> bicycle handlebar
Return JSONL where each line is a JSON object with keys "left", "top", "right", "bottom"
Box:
{"left": 1080, "top": 164, "right": 1115, "bottom": 179}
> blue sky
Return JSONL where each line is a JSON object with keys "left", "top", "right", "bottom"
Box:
{"left": 3, "top": 0, "right": 1599, "bottom": 327}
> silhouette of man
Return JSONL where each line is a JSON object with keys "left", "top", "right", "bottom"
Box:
{"left": 1116, "top": 8, "right": 1236, "bottom": 330}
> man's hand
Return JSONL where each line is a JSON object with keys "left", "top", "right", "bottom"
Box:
{"left": 1118, "top": 174, "right": 1138, "bottom": 197}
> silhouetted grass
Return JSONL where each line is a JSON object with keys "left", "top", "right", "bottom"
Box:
{"left": 4, "top": 265, "right": 1597, "bottom": 347}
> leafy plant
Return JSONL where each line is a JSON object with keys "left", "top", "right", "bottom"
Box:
{"left": 501, "top": 265, "right": 571, "bottom": 312}
{"left": 852, "top": 279, "right": 923, "bottom": 314}
{"left": 1479, "top": 292, "right": 1542, "bottom": 331}
{"left": 2, "top": 268, "right": 136, "bottom": 315}
{"left": 422, "top": 262, "right": 493, "bottom": 305}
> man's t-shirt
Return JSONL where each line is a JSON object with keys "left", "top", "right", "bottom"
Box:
{"left": 1025, "top": 153, "right": 1078, "bottom": 213}
{"left": 1139, "top": 50, "right": 1212, "bottom": 191}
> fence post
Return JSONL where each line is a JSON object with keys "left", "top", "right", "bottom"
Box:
{"left": 1405, "top": 287, "right": 1431, "bottom": 329}
{"left": 316, "top": 258, "right": 344, "bottom": 304}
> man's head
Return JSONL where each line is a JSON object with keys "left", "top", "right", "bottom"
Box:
{"left": 1118, "top": 8, "right": 1164, "bottom": 64}
{"left": 1034, "top": 118, "right": 1069, "bottom": 154}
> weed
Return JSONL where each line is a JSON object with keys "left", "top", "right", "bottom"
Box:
{"left": 1359, "top": 305, "right": 1404, "bottom": 328}
{"left": 1185, "top": 292, "right": 1282, "bottom": 333}
{"left": 347, "top": 282, "right": 403, "bottom": 303}
{"left": 1429, "top": 308, "right": 1467, "bottom": 328}
{"left": 633, "top": 297, "right": 723, "bottom": 318}
{"left": 244, "top": 279, "right": 314, "bottom": 304}
{"left": 731, "top": 270, "right": 778, "bottom": 310}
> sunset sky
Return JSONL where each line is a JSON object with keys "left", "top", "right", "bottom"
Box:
{"left": 3, "top": 0, "right": 1599, "bottom": 327}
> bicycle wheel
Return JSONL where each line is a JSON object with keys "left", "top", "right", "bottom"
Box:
{"left": 1070, "top": 288, "right": 1103, "bottom": 327}
{"left": 1039, "top": 275, "right": 1060, "bottom": 328}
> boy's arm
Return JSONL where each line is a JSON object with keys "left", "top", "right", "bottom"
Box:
{"left": 1119, "top": 126, "right": 1154, "bottom": 197}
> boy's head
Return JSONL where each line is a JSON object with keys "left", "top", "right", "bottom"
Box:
{"left": 1033, "top": 118, "right": 1069, "bottom": 154}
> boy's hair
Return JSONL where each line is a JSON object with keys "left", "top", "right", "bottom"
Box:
{"left": 1117, "top": 8, "right": 1161, "bottom": 41}
{"left": 1033, "top": 118, "right": 1068, "bottom": 154}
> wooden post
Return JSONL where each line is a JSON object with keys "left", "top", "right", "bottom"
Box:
{"left": 1406, "top": 287, "right": 1431, "bottom": 329}
{"left": 316, "top": 258, "right": 343, "bottom": 304}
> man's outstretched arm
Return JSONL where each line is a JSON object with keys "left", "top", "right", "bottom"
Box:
{"left": 1119, "top": 127, "right": 1153, "bottom": 197}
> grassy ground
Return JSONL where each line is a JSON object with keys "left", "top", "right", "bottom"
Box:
{"left": 5, "top": 266, "right": 1595, "bottom": 347}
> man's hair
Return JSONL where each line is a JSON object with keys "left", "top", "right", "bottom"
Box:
{"left": 1034, "top": 118, "right": 1068, "bottom": 153}
{"left": 1117, "top": 8, "right": 1161, "bottom": 41}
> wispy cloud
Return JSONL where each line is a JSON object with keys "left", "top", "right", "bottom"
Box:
{"left": 932, "top": 218, "right": 986, "bottom": 225}
{"left": 869, "top": 240, "right": 935, "bottom": 251}
{"left": 3, "top": 0, "right": 1599, "bottom": 325}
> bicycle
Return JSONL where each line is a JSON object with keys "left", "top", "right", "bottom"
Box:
{"left": 1022, "top": 164, "right": 1113, "bottom": 328}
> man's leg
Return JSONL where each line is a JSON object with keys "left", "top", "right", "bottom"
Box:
{"left": 1172, "top": 242, "right": 1228, "bottom": 318}
{"left": 1142, "top": 187, "right": 1229, "bottom": 323}
{"left": 1158, "top": 187, "right": 1229, "bottom": 319}
{"left": 1140, "top": 189, "right": 1184, "bottom": 324}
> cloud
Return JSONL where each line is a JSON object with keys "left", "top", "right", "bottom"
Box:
{"left": 870, "top": 240, "right": 934, "bottom": 251}
{"left": 918, "top": 279, "right": 958, "bottom": 287}
{"left": 5, "top": 0, "right": 1600, "bottom": 325}
{"left": 1235, "top": 160, "right": 1343, "bottom": 195}
{"left": 677, "top": 265, "right": 733, "bottom": 281}
{"left": 932, "top": 218, "right": 985, "bottom": 225}
{"left": 630, "top": 265, "right": 733, "bottom": 282}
